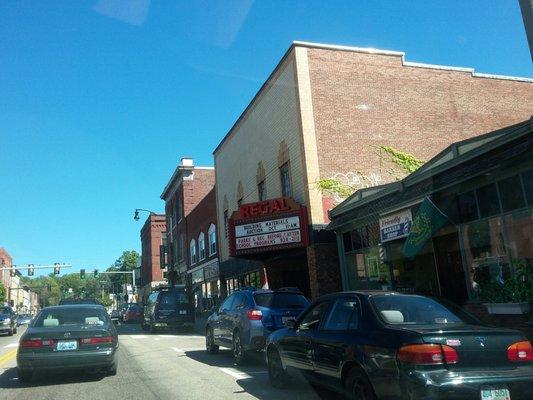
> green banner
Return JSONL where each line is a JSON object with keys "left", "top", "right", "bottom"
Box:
{"left": 403, "top": 197, "right": 449, "bottom": 259}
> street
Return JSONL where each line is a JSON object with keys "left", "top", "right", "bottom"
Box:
{"left": 0, "top": 324, "right": 338, "bottom": 400}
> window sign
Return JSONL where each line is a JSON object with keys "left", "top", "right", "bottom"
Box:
{"left": 379, "top": 209, "right": 413, "bottom": 242}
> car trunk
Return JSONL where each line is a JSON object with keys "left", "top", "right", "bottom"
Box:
{"left": 267, "top": 308, "right": 305, "bottom": 330}
{"left": 22, "top": 325, "right": 114, "bottom": 353}
{"left": 413, "top": 325, "right": 526, "bottom": 369}
{"left": 156, "top": 292, "right": 193, "bottom": 319}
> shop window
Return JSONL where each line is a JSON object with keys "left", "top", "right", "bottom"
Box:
{"left": 208, "top": 224, "right": 217, "bottom": 255}
{"left": 522, "top": 170, "right": 533, "bottom": 205}
{"left": 351, "top": 229, "right": 363, "bottom": 251}
{"left": 457, "top": 190, "right": 478, "bottom": 223}
{"left": 434, "top": 194, "right": 460, "bottom": 224}
{"left": 178, "top": 234, "right": 185, "bottom": 261}
{"left": 189, "top": 239, "right": 197, "bottom": 265}
{"left": 476, "top": 183, "right": 501, "bottom": 218}
{"left": 343, "top": 232, "right": 352, "bottom": 252}
{"left": 198, "top": 233, "right": 206, "bottom": 260}
{"left": 280, "top": 162, "right": 292, "bottom": 198}
{"left": 258, "top": 180, "right": 266, "bottom": 201}
{"left": 503, "top": 209, "right": 533, "bottom": 266}
{"left": 367, "top": 222, "right": 380, "bottom": 247}
{"left": 498, "top": 175, "right": 526, "bottom": 212}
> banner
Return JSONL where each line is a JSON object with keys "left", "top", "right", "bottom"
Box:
{"left": 403, "top": 197, "right": 448, "bottom": 259}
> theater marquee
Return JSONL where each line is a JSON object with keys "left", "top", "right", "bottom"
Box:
{"left": 229, "top": 198, "right": 309, "bottom": 256}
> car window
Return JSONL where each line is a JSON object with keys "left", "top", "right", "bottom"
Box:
{"left": 254, "top": 293, "right": 310, "bottom": 309}
{"left": 322, "top": 298, "right": 360, "bottom": 331}
{"left": 231, "top": 293, "right": 247, "bottom": 310}
{"left": 220, "top": 295, "right": 235, "bottom": 312}
{"left": 33, "top": 308, "right": 108, "bottom": 327}
{"left": 299, "top": 301, "right": 331, "bottom": 331}
{"left": 371, "top": 295, "right": 463, "bottom": 325}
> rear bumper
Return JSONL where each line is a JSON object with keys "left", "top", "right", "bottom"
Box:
{"left": 17, "top": 347, "right": 118, "bottom": 372}
{"left": 153, "top": 316, "right": 195, "bottom": 328}
{"left": 403, "top": 367, "right": 533, "bottom": 400}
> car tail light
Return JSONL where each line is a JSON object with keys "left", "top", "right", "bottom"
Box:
{"left": 80, "top": 336, "right": 114, "bottom": 345}
{"left": 20, "top": 339, "right": 56, "bottom": 348}
{"left": 397, "top": 344, "right": 458, "bottom": 365}
{"left": 507, "top": 341, "right": 533, "bottom": 362}
{"left": 246, "top": 309, "right": 263, "bottom": 320}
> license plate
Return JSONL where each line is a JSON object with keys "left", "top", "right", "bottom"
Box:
{"left": 480, "top": 388, "right": 511, "bottom": 400}
{"left": 56, "top": 340, "right": 78, "bottom": 351}
{"left": 179, "top": 310, "right": 187, "bottom": 315}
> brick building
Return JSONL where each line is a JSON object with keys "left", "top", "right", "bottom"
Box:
{"left": 139, "top": 214, "right": 167, "bottom": 299}
{"left": 214, "top": 41, "right": 533, "bottom": 299}
{"left": 185, "top": 187, "right": 220, "bottom": 313}
{"left": 160, "top": 158, "right": 215, "bottom": 284}
{"left": 0, "top": 248, "right": 13, "bottom": 293}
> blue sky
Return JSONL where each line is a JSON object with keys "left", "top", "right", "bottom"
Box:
{"left": 1, "top": 1, "right": 531, "bottom": 277}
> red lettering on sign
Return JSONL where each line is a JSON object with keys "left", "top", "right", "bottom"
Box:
{"left": 238, "top": 197, "right": 299, "bottom": 219}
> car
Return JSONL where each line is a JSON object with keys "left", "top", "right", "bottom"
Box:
{"left": 59, "top": 298, "right": 101, "bottom": 305}
{"left": 0, "top": 306, "right": 18, "bottom": 336}
{"left": 17, "top": 304, "right": 119, "bottom": 382}
{"left": 17, "top": 314, "right": 34, "bottom": 326}
{"left": 206, "top": 287, "right": 310, "bottom": 364}
{"left": 118, "top": 303, "right": 130, "bottom": 322}
{"left": 109, "top": 309, "right": 120, "bottom": 322}
{"left": 143, "top": 285, "right": 194, "bottom": 333}
{"left": 123, "top": 304, "right": 143, "bottom": 324}
{"left": 265, "top": 290, "right": 533, "bottom": 400}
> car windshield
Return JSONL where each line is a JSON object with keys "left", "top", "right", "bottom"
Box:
{"left": 371, "top": 295, "right": 465, "bottom": 325}
{"left": 33, "top": 308, "right": 108, "bottom": 327}
{"left": 159, "top": 292, "right": 188, "bottom": 310}
{"left": 254, "top": 293, "right": 310, "bottom": 309}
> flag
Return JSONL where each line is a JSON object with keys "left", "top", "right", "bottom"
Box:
{"left": 403, "top": 197, "right": 449, "bottom": 259}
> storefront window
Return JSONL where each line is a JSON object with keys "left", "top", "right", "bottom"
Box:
{"left": 458, "top": 190, "right": 478, "bottom": 222}
{"left": 498, "top": 175, "right": 526, "bottom": 212}
{"left": 476, "top": 183, "right": 500, "bottom": 218}
{"left": 503, "top": 208, "right": 533, "bottom": 270}
{"left": 462, "top": 216, "right": 510, "bottom": 295}
{"left": 345, "top": 245, "right": 390, "bottom": 291}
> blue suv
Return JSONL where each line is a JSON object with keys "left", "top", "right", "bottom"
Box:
{"left": 205, "top": 287, "right": 310, "bottom": 364}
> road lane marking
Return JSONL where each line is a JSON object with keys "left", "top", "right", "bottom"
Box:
{"left": 4, "top": 343, "right": 18, "bottom": 348}
{"left": 172, "top": 347, "right": 183, "bottom": 353}
{"left": 219, "top": 368, "right": 252, "bottom": 380}
{"left": 154, "top": 338, "right": 160, "bottom": 341}
{"left": 0, "top": 348, "right": 17, "bottom": 367}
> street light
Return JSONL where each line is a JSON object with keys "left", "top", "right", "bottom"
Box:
{"left": 133, "top": 208, "right": 156, "bottom": 221}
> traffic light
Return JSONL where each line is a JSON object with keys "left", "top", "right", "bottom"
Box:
{"left": 28, "top": 264, "right": 34, "bottom": 276}
{"left": 80, "top": 269, "right": 86, "bottom": 279}
{"left": 53, "top": 262, "right": 60, "bottom": 275}
{"left": 94, "top": 269, "right": 99, "bottom": 278}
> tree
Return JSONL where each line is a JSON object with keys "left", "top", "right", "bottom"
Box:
{"left": 0, "top": 282, "right": 5, "bottom": 304}
{"left": 107, "top": 250, "right": 140, "bottom": 292}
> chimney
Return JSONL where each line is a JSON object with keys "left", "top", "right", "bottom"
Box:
{"left": 180, "top": 157, "right": 194, "bottom": 168}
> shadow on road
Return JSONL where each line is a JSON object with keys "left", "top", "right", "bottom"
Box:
{"left": 0, "top": 367, "right": 105, "bottom": 389}
{"left": 185, "top": 350, "right": 342, "bottom": 400}
{"left": 115, "top": 322, "right": 197, "bottom": 336}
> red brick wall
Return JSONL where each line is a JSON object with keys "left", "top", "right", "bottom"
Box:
{"left": 307, "top": 243, "right": 342, "bottom": 298}
{"left": 307, "top": 48, "right": 533, "bottom": 184}
{"left": 0, "top": 248, "right": 13, "bottom": 289}
{"left": 186, "top": 187, "right": 218, "bottom": 269}
{"left": 140, "top": 215, "right": 166, "bottom": 286}
{"left": 183, "top": 169, "right": 216, "bottom": 218}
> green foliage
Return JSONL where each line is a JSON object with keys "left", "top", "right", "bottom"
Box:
{"left": 379, "top": 146, "right": 425, "bottom": 175}
{"left": 478, "top": 259, "right": 533, "bottom": 303}
{"left": 0, "top": 282, "right": 5, "bottom": 303}
{"left": 107, "top": 250, "right": 140, "bottom": 290}
{"left": 316, "top": 178, "right": 356, "bottom": 199}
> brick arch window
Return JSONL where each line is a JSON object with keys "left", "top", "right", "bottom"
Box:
{"left": 208, "top": 223, "right": 217, "bottom": 256}
{"left": 189, "top": 239, "right": 197, "bottom": 265}
{"left": 198, "top": 232, "right": 206, "bottom": 261}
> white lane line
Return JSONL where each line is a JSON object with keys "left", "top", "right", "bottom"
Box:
{"left": 219, "top": 368, "right": 252, "bottom": 380}
{"left": 4, "top": 343, "right": 18, "bottom": 348}
{"left": 154, "top": 338, "right": 160, "bottom": 341}
{"left": 172, "top": 347, "right": 183, "bottom": 353}
{"left": 129, "top": 335, "right": 148, "bottom": 339}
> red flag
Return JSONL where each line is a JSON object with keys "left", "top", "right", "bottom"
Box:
{"left": 262, "top": 268, "right": 269, "bottom": 290}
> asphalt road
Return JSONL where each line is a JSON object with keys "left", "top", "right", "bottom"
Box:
{"left": 0, "top": 323, "right": 340, "bottom": 400}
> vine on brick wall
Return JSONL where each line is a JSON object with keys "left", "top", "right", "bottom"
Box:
{"left": 317, "top": 146, "right": 425, "bottom": 201}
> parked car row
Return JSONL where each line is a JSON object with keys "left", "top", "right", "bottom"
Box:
{"left": 205, "top": 289, "right": 533, "bottom": 400}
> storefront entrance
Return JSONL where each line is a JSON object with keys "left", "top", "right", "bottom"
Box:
{"left": 433, "top": 233, "right": 468, "bottom": 305}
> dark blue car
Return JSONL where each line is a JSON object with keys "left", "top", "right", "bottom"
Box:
{"left": 205, "top": 287, "right": 310, "bottom": 364}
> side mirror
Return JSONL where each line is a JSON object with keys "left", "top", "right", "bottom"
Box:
{"left": 284, "top": 318, "right": 297, "bottom": 330}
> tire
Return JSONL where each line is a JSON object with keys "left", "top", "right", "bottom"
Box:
{"left": 345, "top": 367, "right": 376, "bottom": 400}
{"left": 14, "top": 327, "right": 17, "bottom": 334}
{"left": 18, "top": 369, "right": 32, "bottom": 383}
{"left": 7, "top": 328, "right": 13, "bottom": 336}
{"left": 107, "top": 363, "right": 118, "bottom": 376}
{"left": 267, "top": 348, "right": 288, "bottom": 389}
{"left": 232, "top": 331, "right": 247, "bottom": 365}
{"left": 141, "top": 322, "right": 148, "bottom": 331}
{"left": 206, "top": 327, "right": 219, "bottom": 354}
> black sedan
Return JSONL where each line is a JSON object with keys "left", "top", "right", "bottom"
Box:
{"left": 265, "top": 291, "right": 533, "bottom": 400}
{"left": 17, "top": 304, "right": 119, "bottom": 382}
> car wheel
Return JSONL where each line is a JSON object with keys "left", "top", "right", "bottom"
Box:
{"left": 18, "top": 369, "right": 32, "bottom": 383}
{"left": 141, "top": 322, "right": 148, "bottom": 331}
{"left": 14, "top": 326, "right": 17, "bottom": 334}
{"left": 232, "top": 331, "right": 247, "bottom": 365}
{"left": 7, "top": 328, "right": 13, "bottom": 336}
{"left": 107, "top": 364, "right": 118, "bottom": 376}
{"left": 345, "top": 367, "right": 376, "bottom": 400}
{"left": 206, "top": 327, "right": 219, "bottom": 354}
{"left": 267, "top": 348, "right": 288, "bottom": 389}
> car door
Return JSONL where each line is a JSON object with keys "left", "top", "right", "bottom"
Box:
{"left": 312, "top": 297, "right": 361, "bottom": 387}
{"left": 279, "top": 300, "right": 332, "bottom": 375}
{"left": 214, "top": 294, "right": 235, "bottom": 344}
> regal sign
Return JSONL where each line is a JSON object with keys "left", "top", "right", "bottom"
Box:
{"left": 229, "top": 197, "right": 309, "bottom": 256}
